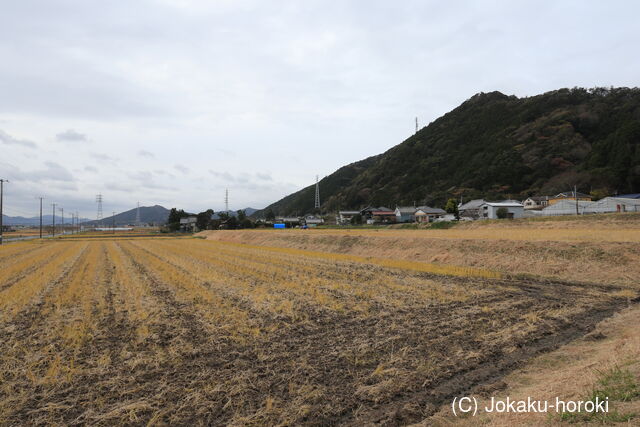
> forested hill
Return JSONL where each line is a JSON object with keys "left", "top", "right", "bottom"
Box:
{"left": 257, "top": 87, "right": 640, "bottom": 216}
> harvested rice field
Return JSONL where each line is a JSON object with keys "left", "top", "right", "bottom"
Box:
{"left": 0, "top": 237, "right": 636, "bottom": 425}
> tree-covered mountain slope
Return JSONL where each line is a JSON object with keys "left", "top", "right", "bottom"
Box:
{"left": 258, "top": 87, "right": 640, "bottom": 216}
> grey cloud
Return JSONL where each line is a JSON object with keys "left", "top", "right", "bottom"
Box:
{"left": 0, "top": 129, "right": 37, "bottom": 148}
{"left": 90, "top": 152, "right": 118, "bottom": 162}
{"left": 84, "top": 165, "right": 98, "bottom": 173}
{"left": 174, "top": 164, "right": 190, "bottom": 174}
{"left": 154, "top": 169, "right": 176, "bottom": 178}
{"left": 0, "top": 161, "right": 74, "bottom": 182}
{"left": 127, "top": 170, "right": 178, "bottom": 191}
{"left": 138, "top": 150, "right": 155, "bottom": 158}
{"left": 56, "top": 129, "right": 88, "bottom": 142}
{"left": 106, "top": 182, "right": 131, "bottom": 192}
{"left": 209, "top": 170, "right": 272, "bottom": 185}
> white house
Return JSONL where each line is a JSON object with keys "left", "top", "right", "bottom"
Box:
{"left": 337, "top": 210, "right": 360, "bottom": 224}
{"left": 394, "top": 206, "right": 416, "bottom": 223}
{"left": 304, "top": 215, "right": 324, "bottom": 226}
{"left": 480, "top": 202, "right": 524, "bottom": 219}
{"left": 522, "top": 196, "right": 550, "bottom": 210}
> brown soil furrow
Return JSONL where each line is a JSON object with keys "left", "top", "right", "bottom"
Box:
{"left": 348, "top": 300, "right": 629, "bottom": 426}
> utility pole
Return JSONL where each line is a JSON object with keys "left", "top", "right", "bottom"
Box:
{"left": 51, "top": 203, "right": 57, "bottom": 237}
{"left": 37, "top": 196, "right": 44, "bottom": 238}
{"left": 574, "top": 184, "right": 579, "bottom": 216}
{"left": 76, "top": 211, "right": 80, "bottom": 233}
{"left": 59, "top": 207, "right": 64, "bottom": 235}
{"left": 112, "top": 211, "right": 116, "bottom": 234}
{"left": 0, "top": 179, "right": 8, "bottom": 245}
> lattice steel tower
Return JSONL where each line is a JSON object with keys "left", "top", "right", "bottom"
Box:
{"left": 225, "top": 189, "right": 229, "bottom": 213}
{"left": 314, "top": 175, "right": 320, "bottom": 209}
{"left": 135, "top": 201, "right": 141, "bottom": 225}
{"left": 96, "top": 194, "right": 103, "bottom": 226}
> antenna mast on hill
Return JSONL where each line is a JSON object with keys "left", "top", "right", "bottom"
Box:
{"left": 96, "top": 194, "right": 103, "bottom": 226}
{"left": 415, "top": 117, "right": 418, "bottom": 134}
{"left": 314, "top": 175, "right": 320, "bottom": 209}
{"left": 225, "top": 189, "right": 229, "bottom": 213}
{"left": 135, "top": 201, "right": 141, "bottom": 225}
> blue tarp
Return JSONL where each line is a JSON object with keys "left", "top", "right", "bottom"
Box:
{"left": 273, "top": 223, "right": 285, "bottom": 229}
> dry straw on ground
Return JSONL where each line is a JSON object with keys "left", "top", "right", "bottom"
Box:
{"left": 0, "top": 232, "right": 636, "bottom": 425}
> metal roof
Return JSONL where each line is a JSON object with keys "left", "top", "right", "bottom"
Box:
{"left": 415, "top": 206, "right": 446, "bottom": 214}
{"left": 395, "top": 206, "right": 417, "bottom": 214}
{"left": 459, "top": 199, "right": 486, "bottom": 210}
{"left": 482, "top": 202, "right": 524, "bottom": 207}
{"left": 553, "top": 191, "right": 591, "bottom": 199}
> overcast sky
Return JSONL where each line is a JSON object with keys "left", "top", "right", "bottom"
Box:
{"left": 1, "top": 0, "right": 639, "bottom": 219}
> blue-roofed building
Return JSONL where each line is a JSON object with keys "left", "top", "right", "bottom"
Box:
{"left": 617, "top": 193, "right": 640, "bottom": 199}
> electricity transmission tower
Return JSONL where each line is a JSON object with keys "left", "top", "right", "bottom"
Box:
{"left": 96, "top": 194, "right": 103, "bottom": 226}
{"left": 314, "top": 175, "right": 320, "bottom": 209}
{"left": 225, "top": 189, "right": 229, "bottom": 213}
{"left": 135, "top": 202, "right": 141, "bottom": 225}
{"left": 415, "top": 117, "right": 418, "bottom": 134}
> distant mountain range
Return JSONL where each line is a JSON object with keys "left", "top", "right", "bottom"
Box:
{"left": 255, "top": 87, "right": 640, "bottom": 216}
{"left": 49, "top": 205, "right": 259, "bottom": 227}
{"left": 2, "top": 214, "right": 91, "bottom": 226}
{"left": 82, "top": 205, "right": 171, "bottom": 226}
{"left": 4, "top": 205, "right": 261, "bottom": 227}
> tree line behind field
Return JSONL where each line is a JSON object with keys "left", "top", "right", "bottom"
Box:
{"left": 165, "top": 208, "right": 257, "bottom": 231}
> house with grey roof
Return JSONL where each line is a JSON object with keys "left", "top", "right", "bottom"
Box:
{"left": 414, "top": 206, "right": 447, "bottom": 223}
{"left": 458, "top": 199, "right": 486, "bottom": 219}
